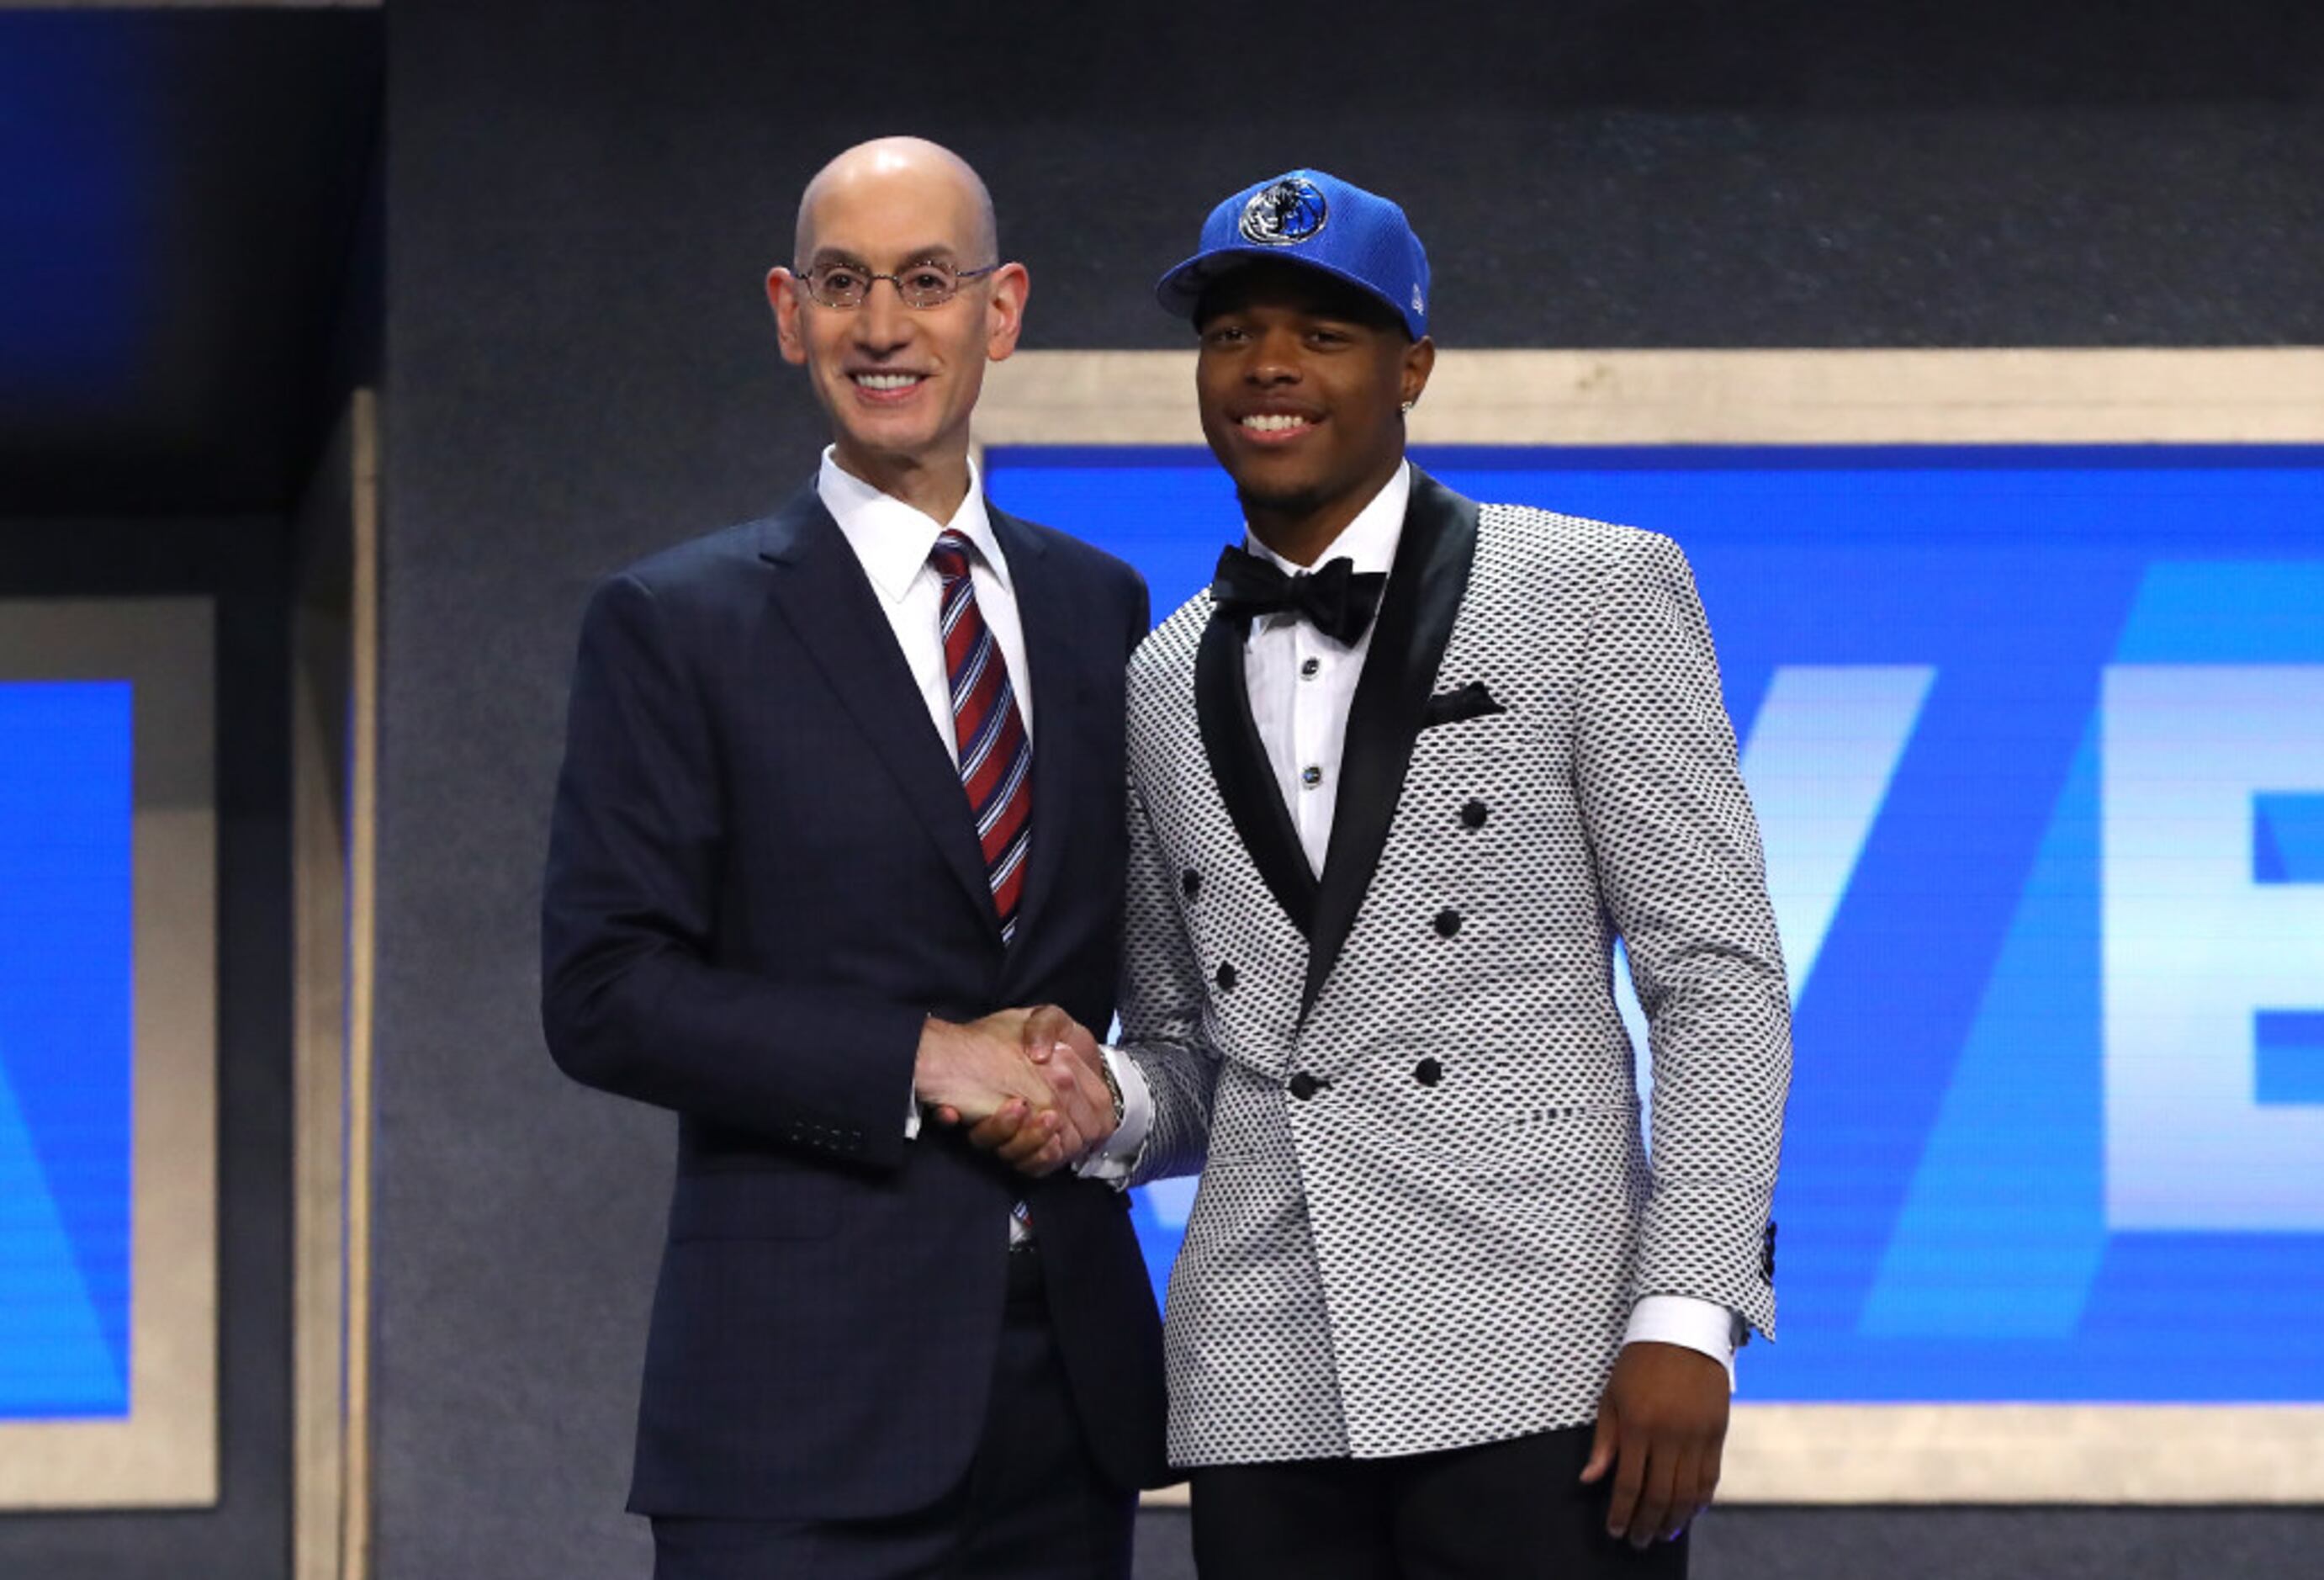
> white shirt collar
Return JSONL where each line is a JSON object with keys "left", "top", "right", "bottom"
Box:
{"left": 816, "top": 447, "right": 1008, "bottom": 605}
{"left": 1246, "top": 460, "right": 1411, "bottom": 579}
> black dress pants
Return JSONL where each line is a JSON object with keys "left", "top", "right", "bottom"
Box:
{"left": 1188, "top": 1424, "right": 1690, "bottom": 1580}
{"left": 651, "top": 1251, "right": 1134, "bottom": 1580}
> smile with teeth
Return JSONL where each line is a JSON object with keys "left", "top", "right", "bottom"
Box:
{"left": 1241, "top": 413, "right": 1311, "bottom": 433}
{"left": 852, "top": 372, "right": 927, "bottom": 390}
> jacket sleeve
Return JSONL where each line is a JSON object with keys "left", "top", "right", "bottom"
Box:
{"left": 1573, "top": 532, "right": 1792, "bottom": 1339}
{"left": 538, "top": 570, "right": 925, "bottom": 1171}
{"left": 1114, "top": 753, "right": 1220, "bottom": 1186}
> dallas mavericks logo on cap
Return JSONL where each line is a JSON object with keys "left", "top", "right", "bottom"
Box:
{"left": 1237, "top": 177, "right": 1328, "bottom": 247}
{"left": 1156, "top": 167, "right": 1432, "bottom": 341}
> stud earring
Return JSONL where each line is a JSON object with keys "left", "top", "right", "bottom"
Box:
{"left": 1399, "top": 400, "right": 1416, "bottom": 414}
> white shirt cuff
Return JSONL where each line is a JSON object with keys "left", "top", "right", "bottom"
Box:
{"left": 1623, "top": 1295, "right": 1740, "bottom": 1390}
{"left": 1074, "top": 1047, "right": 1152, "bottom": 1183}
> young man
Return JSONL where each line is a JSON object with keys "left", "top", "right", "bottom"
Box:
{"left": 540, "top": 137, "right": 1162, "bottom": 1579}
{"left": 1098, "top": 170, "right": 1789, "bottom": 1577}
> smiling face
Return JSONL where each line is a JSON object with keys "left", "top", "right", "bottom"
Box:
{"left": 768, "top": 139, "right": 1026, "bottom": 511}
{"left": 1193, "top": 260, "right": 1433, "bottom": 559}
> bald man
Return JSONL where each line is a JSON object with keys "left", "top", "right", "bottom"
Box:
{"left": 543, "top": 137, "right": 1165, "bottom": 1579}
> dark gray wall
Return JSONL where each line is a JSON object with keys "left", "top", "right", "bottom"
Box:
{"left": 379, "top": 3, "right": 2324, "bottom": 1576}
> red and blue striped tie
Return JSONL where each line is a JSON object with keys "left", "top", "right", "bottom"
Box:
{"left": 930, "top": 533, "right": 1033, "bottom": 945}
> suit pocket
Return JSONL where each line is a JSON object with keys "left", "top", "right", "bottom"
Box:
{"left": 667, "top": 1167, "right": 845, "bottom": 1242}
{"left": 1420, "top": 680, "right": 1507, "bottom": 729}
{"left": 1464, "top": 1101, "right": 1644, "bottom": 1192}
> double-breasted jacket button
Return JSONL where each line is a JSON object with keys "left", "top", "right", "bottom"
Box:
{"left": 1288, "top": 1071, "right": 1320, "bottom": 1100}
{"left": 1182, "top": 868, "right": 1201, "bottom": 900}
{"left": 1434, "top": 908, "right": 1463, "bottom": 938}
{"left": 1413, "top": 1057, "right": 1443, "bottom": 1087}
{"left": 1215, "top": 961, "right": 1238, "bottom": 990}
{"left": 1460, "top": 798, "right": 1489, "bottom": 830}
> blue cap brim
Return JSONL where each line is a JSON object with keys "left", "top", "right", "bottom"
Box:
{"left": 1154, "top": 247, "right": 1421, "bottom": 339}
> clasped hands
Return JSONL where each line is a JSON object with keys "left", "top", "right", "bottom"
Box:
{"left": 914, "top": 1005, "right": 1114, "bottom": 1176}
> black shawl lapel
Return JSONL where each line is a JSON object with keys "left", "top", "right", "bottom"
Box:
{"left": 1302, "top": 469, "right": 1479, "bottom": 1017}
{"left": 756, "top": 485, "right": 998, "bottom": 936}
{"left": 988, "top": 506, "right": 1067, "bottom": 957}
{"left": 1196, "top": 603, "right": 1320, "bottom": 938}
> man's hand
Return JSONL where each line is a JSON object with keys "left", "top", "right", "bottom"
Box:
{"left": 929, "top": 1005, "right": 1115, "bottom": 1177}
{"left": 913, "top": 1010, "right": 1072, "bottom": 1135}
{"left": 1579, "top": 1340, "right": 1728, "bottom": 1548}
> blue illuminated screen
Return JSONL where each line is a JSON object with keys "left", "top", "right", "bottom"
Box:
{"left": 987, "top": 445, "right": 2324, "bottom": 1405}
{"left": 0, "top": 681, "right": 134, "bottom": 1420}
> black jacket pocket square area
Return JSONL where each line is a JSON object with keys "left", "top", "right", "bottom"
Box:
{"left": 1421, "top": 681, "right": 1507, "bottom": 729}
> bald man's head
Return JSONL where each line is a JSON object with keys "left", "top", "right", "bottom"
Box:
{"left": 792, "top": 135, "right": 997, "bottom": 266}
{"left": 766, "top": 135, "right": 1028, "bottom": 517}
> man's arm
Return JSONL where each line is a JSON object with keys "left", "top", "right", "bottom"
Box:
{"left": 539, "top": 570, "right": 1079, "bottom": 1169}
{"left": 1570, "top": 531, "right": 1792, "bottom": 1544}
{"left": 1577, "top": 531, "right": 1790, "bottom": 1329}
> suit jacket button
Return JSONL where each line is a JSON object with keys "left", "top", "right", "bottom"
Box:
{"left": 1215, "top": 961, "right": 1237, "bottom": 990}
{"left": 1434, "top": 909, "right": 1462, "bottom": 937}
{"left": 1182, "top": 869, "right": 1201, "bottom": 899}
{"left": 1461, "top": 799, "right": 1488, "bottom": 829}
{"left": 1414, "top": 1057, "right": 1443, "bottom": 1086}
{"left": 1288, "top": 1071, "right": 1319, "bottom": 1100}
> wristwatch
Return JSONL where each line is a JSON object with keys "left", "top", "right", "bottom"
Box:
{"left": 1095, "top": 1047, "right": 1125, "bottom": 1128}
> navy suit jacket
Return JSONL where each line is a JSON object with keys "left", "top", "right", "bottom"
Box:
{"left": 541, "top": 482, "right": 1166, "bottom": 1519}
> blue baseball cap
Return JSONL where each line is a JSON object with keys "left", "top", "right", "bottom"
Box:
{"left": 1156, "top": 168, "right": 1431, "bottom": 340}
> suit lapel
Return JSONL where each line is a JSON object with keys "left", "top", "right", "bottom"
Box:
{"left": 756, "top": 485, "right": 997, "bottom": 935}
{"left": 990, "top": 506, "right": 1070, "bottom": 957}
{"left": 1303, "top": 469, "right": 1479, "bottom": 1017}
{"left": 1197, "top": 603, "right": 1320, "bottom": 938}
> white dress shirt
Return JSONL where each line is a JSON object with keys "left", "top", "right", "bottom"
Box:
{"left": 818, "top": 448, "right": 1033, "bottom": 759}
{"left": 1098, "top": 464, "right": 1739, "bottom": 1380}
{"left": 1241, "top": 462, "right": 1410, "bottom": 872}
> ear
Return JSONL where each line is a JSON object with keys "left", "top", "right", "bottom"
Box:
{"left": 767, "top": 267, "right": 808, "bottom": 366}
{"left": 1400, "top": 334, "right": 1437, "bottom": 409}
{"left": 982, "top": 261, "right": 1030, "bottom": 363}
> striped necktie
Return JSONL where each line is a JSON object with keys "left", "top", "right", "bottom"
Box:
{"left": 929, "top": 532, "right": 1033, "bottom": 945}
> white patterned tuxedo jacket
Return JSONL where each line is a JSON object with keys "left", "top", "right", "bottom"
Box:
{"left": 1117, "top": 469, "right": 1791, "bottom": 1468}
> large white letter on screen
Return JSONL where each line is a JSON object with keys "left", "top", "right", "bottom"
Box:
{"left": 2104, "top": 665, "right": 2324, "bottom": 1230}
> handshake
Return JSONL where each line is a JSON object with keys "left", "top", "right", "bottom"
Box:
{"left": 913, "top": 1006, "right": 1117, "bottom": 1177}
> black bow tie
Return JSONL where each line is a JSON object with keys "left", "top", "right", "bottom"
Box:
{"left": 1210, "top": 546, "right": 1387, "bottom": 647}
